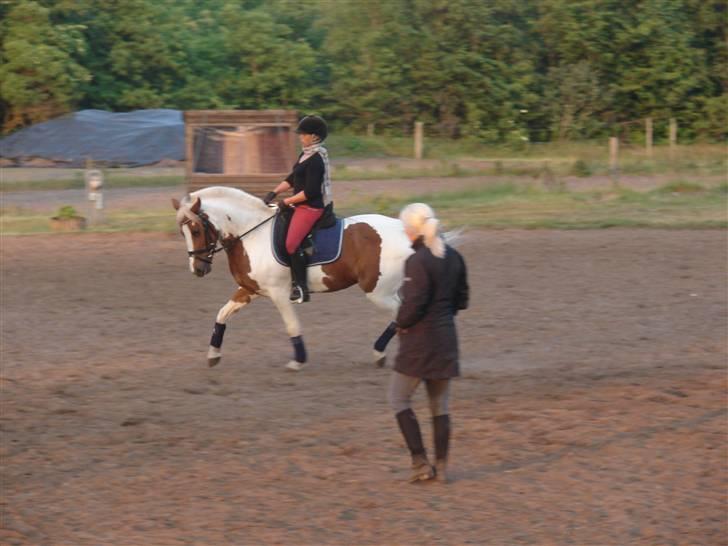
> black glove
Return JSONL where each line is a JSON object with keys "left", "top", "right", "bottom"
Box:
{"left": 263, "top": 191, "right": 277, "bottom": 205}
{"left": 277, "top": 199, "right": 291, "bottom": 211}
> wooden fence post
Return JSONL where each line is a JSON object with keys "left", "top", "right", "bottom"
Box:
{"left": 609, "top": 137, "right": 619, "bottom": 186}
{"left": 367, "top": 123, "right": 375, "bottom": 137}
{"left": 645, "top": 117, "right": 653, "bottom": 157}
{"left": 414, "top": 121, "right": 424, "bottom": 160}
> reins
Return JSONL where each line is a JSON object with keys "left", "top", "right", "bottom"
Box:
{"left": 185, "top": 208, "right": 277, "bottom": 263}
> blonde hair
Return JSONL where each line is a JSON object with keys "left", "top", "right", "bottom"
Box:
{"left": 399, "top": 202, "right": 446, "bottom": 258}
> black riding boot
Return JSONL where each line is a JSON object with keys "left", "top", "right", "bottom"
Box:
{"left": 433, "top": 414, "right": 450, "bottom": 483}
{"left": 396, "top": 409, "right": 434, "bottom": 482}
{"left": 289, "top": 248, "right": 309, "bottom": 303}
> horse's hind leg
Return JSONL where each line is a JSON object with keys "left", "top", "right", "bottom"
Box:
{"left": 366, "top": 293, "right": 400, "bottom": 368}
{"left": 207, "top": 288, "right": 256, "bottom": 367}
{"left": 373, "top": 321, "right": 398, "bottom": 367}
{"left": 269, "top": 289, "right": 307, "bottom": 371}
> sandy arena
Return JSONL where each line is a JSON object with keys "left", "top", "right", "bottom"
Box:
{"left": 1, "top": 228, "right": 726, "bottom": 545}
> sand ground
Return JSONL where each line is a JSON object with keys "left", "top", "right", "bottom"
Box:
{"left": 1, "top": 227, "right": 726, "bottom": 545}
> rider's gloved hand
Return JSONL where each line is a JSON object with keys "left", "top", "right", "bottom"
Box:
{"left": 277, "top": 199, "right": 291, "bottom": 211}
{"left": 263, "top": 191, "right": 277, "bottom": 205}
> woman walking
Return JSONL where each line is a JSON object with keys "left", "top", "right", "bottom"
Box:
{"left": 389, "top": 203, "right": 469, "bottom": 483}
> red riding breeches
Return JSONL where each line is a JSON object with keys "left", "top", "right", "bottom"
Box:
{"left": 286, "top": 205, "right": 324, "bottom": 254}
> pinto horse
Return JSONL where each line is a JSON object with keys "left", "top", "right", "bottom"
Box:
{"left": 172, "top": 186, "right": 413, "bottom": 370}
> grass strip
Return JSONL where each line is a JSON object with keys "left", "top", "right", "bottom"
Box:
{"left": 2, "top": 181, "right": 725, "bottom": 235}
{"left": 340, "top": 182, "right": 728, "bottom": 230}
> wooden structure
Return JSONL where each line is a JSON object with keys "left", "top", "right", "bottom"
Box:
{"left": 184, "top": 110, "right": 298, "bottom": 196}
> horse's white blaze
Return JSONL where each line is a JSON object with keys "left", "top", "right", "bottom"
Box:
{"left": 181, "top": 223, "right": 195, "bottom": 273}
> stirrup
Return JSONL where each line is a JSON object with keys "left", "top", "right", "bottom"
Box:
{"left": 290, "top": 284, "right": 309, "bottom": 304}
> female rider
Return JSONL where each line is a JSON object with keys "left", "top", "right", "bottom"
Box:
{"left": 264, "top": 115, "right": 332, "bottom": 303}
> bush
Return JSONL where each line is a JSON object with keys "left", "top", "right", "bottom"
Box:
{"left": 55, "top": 205, "right": 79, "bottom": 218}
{"left": 571, "top": 159, "right": 592, "bottom": 177}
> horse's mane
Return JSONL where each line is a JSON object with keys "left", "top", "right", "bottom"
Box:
{"left": 188, "top": 186, "right": 270, "bottom": 213}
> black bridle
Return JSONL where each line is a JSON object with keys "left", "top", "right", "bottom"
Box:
{"left": 184, "top": 210, "right": 277, "bottom": 264}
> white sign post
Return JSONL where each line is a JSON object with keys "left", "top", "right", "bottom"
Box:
{"left": 85, "top": 169, "right": 104, "bottom": 225}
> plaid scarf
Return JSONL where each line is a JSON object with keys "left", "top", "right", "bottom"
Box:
{"left": 299, "top": 143, "right": 332, "bottom": 207}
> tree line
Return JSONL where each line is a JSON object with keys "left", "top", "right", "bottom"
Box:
{"left": 0, "top": 0, "right": 725, "bottom": 141}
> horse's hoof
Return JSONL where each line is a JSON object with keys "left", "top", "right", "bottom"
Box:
{"left": 208, "top": 357, "right": 221, "bottom": 368}
{"left": 373, "top": 350, "right": 386, "bottom": 368}
{"left": 285, "top": 360, "right": 305, "bottom": 371}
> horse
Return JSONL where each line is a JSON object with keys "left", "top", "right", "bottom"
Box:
{"left": 172, "top": 186, "right": 413, "bottom": 371}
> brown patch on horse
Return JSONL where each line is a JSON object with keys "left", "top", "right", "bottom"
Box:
{"left": 230, "top": 286, "right": 254, "bottom": 304}
{"left": 321, "top": 222, "right": 382, "bottom": 293}
{"left": 223, "top": 238, "right": 261, "bottom": 294}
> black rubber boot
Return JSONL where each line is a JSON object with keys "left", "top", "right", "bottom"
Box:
{"left": 433, "top": 414, "right": 450, "bottom": 483}
{"left": 289, "top": 248, "right": 309, "bottom": 303}
{"left": 396, "top": 409, "right": 434, "bottom": 482}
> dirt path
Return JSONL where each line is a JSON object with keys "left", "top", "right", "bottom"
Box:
{"left": 1, "top": 230, "right": 726, "bottom": 545}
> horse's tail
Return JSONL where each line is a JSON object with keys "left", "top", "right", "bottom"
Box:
{"left": 443, "top": 228, "right": 465, "bottom": 248}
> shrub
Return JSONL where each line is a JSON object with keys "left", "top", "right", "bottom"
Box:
{"left": 55, "top": 205, "right": 79, "bottom": 218}
{"left": 571, "top": 159, "right": 592, "bottom": 177}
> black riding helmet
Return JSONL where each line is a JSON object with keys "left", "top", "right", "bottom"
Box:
{"left": 295, "top": 115, "right": 328, "bottom": 141}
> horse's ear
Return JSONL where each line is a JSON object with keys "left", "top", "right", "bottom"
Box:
{"left": 190, "top": 196, "right": 201, "bottom": 214}
{"left": 172, "top": 198, "right": 181, "bottom": 210}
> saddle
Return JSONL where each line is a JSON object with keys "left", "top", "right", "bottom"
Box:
{"left": 272, "top": 203, "right": 344, "bottom": 267}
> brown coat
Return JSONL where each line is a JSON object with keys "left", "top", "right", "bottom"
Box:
{"left": 394, "top": 238, "right": 469, "bottom": 379}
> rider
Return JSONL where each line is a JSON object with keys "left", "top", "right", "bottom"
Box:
{"left": 263, "top": 115, "right": 332, "bottom": 303}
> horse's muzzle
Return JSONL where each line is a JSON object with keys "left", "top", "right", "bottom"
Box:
{"left": 193, "top": 262, "right": 211, "bottom": 277}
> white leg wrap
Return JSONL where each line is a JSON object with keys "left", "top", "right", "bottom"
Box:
{"left": 286, "top": 360, "right": 305, "bottom": 371}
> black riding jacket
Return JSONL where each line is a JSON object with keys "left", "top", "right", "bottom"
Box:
{"left": 394, "top": 238, "right": 469, "bottom": 379}
{"left": 285, "top": 153, "right": 326, "bottom": 209}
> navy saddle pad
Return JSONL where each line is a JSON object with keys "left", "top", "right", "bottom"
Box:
{"left": 272, "top": 213, "right": 345, "bottom": 267}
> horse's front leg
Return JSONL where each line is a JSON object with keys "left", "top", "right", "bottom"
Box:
{"left": 207, "top": 288, "right": 257, "bottom": 367}
{"left": 269, "top": 289, "right": 307, "bottom": 371}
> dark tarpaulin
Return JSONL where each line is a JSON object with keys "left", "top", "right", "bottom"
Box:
{"left": 0, "top": 109, "right": 185, "bottom": 167}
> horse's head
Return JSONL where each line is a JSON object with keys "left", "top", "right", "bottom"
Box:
{"left": 172, "top": 195, "right": 220, "bottom": 277}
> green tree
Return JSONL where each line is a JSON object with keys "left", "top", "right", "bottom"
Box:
{"left": 318, "top": 0, "right": 416, "bottom": 131}
{"left": 685, "top": 0, "right": 726, "bottom": 139}
{"left": 544, "top": 61, "right": 611, "bottom": 139}
{"left": 165, "top": 0, "right": 231, "bottom": 109}
{"left": 216, "top": 4, "right": 318, "bottom": 110}
{"left": 2, "top": 0, "right": 723, "bottom": 141}
{"left": 320, "top": 0, "right": 542, "bottom": 138}
{"left": 536, "top": 0, "right": 713, "bottom": 138}
{"left": 0, "top": 0, "right": 89, "bottom": 131}
{"left": 409, "top": 0, "right": 541, "bottom": 139}
{"left": 617, "top": 0, "right": 708, "bottom": 125}
{"left": 74, "top": 0, "right": 188, "bottom": 110}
